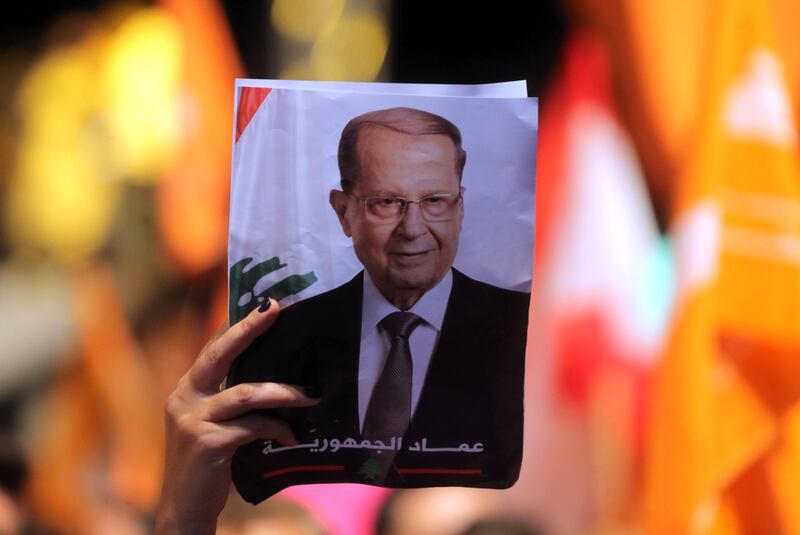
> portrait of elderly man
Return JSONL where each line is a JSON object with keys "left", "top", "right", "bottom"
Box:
{"left": 229, "top": 107, "right": 530, "bottom": 500}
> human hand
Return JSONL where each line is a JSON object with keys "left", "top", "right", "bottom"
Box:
{"left": 153, "top": 300, "right": 320, "bottom": 535}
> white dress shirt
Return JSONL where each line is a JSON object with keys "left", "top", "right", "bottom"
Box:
{"left": 358, "top": 270, "right": 453, "bottom": 432}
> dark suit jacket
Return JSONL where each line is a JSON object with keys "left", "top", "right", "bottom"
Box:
{"left": 228, "top": 268, "right": 530, "bottom": 502}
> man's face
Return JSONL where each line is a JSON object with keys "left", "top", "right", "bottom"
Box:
{"left": 331, "top": 127, "right": 463, "bottom": 307}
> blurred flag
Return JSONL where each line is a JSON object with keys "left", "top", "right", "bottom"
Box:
{"left": 644, "top": 0, "right": 800, "bottom": 533}
{"left": 616, "top": 0, "right": 708, "bottom": 167}
{"left": 569, "top": 0, "right": 712, "bottom": 224}
{"left": 155, "top": 0, "right": 243, "bottom": 275}
{"left": 27, "top": 264, "right": 164, "bottom": 535}
{"left": 516, "top": 31, "right": 670, "bottom": 535}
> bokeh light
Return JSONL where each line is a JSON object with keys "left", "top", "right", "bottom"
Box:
{"left": 4, "top": 7, "right": 186, "bottom": 264}
{"left": 6, "top": 43, "right": 119, "bottom": 263}
{"left": 101, "top": 7, "right": 184, "bottom": 182}
{"left": 310, "top": 9, "right": 388, "bottom": 81}
{"left": 271, "top": 0, "right": 346, "bottom": 44}
{"left": 271, "top": 0, "right": 390, "bottom": 83}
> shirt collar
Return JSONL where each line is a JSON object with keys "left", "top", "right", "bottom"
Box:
{"left": 361, "top": 269, "right": 453, "bottom": 333}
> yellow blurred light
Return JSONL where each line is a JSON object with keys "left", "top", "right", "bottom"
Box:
{"left": 5, "top": 6, "right": 189, "bottom": 263}
{"left": 271, "top": 0, "right": 345, "bottom": 43}
{"left": 6, "top": 142, "right": 119, "bottom": 264}
{"left": 16, "top": 46, "right": 99, "bottom": 142}
{"left": 310, "top": 10, "right": 388, "bottom": 81}
{"left": 6, "top": 38, "right": 120, "bottom": 263}
{"left": 278, "top": 58, "right": 317, "bottom": 81}
{"left": 102, "top": 8, "right": 183, "bottom": 182}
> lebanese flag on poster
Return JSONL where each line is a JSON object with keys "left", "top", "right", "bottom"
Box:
{"left": 236, "top": 87, "right": 271, "bottom": 142}
{"left": 228, "top": 86, "right": 333, "bottom": 324}
{"left": 644, "top": 0, "right": 800, "bottom": 533}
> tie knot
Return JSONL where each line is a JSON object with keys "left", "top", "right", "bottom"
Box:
{"left": 379, "top": 311, "right": 424, "bottom": 339}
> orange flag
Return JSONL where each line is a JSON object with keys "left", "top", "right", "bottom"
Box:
{"left": 644, "top": 0, "right": 800, "bottom": 533}
{"left": 155, "top": 0, "right": 243, "bottom": 275}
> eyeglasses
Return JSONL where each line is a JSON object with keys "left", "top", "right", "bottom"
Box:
{"left": 348, "top": 192, "right": 463, "bottom": 222}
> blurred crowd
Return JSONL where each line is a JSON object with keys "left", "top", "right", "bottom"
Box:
{"left": 1, "top": 0, "right": 799, "bottom": 534}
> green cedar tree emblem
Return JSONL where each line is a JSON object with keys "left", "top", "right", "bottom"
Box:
{"left": 229, "top": 256, "right": 317, "bottom": 323}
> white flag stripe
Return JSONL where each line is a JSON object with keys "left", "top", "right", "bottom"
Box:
{"left": 721, "top": 188, "right": 800, "bottom": 229}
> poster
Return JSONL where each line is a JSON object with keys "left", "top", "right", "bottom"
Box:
{"left": 227, "top": 79, "right": 537, "bottom": 501}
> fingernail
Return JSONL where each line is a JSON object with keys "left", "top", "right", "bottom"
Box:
{"left": 258, "top": 298, "right": 272, "bottom": 313}
{"left": 301, "top": 385, "right": 322, "bottom": 399}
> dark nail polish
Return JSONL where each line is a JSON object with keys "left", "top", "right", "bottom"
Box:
{"left": 258, "top": 298, "right": 272, "bottom": 312}
{"left": 301, "top": 385, "right": 322, "bottom": 399}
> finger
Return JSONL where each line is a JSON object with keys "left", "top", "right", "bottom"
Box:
{"left": 210, "top": 321, "right": 227, "bottom": 341}
{"left": 203, "top": 382, "right": 320, "bottom": 422}
{"left": 207, "top": 325, "right": 227, "bottom": 383}
{"left": 190, "top": 299, "right": 280, "bottom": 392}
{"left": 206, "top": 413, "right": 298, "bottom": 451}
